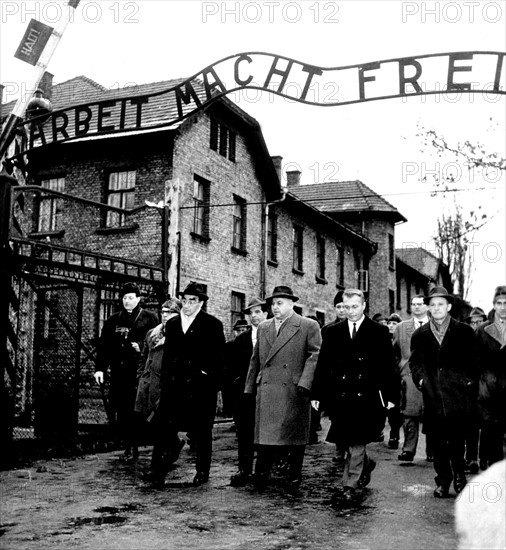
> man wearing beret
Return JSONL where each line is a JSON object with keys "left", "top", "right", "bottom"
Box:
{"left": 244, "top": 286, "right": 321, "bottom": 488}
{"left": 95, "top": 282, "right": 158, "bottom": 460}
{"left": 151, "top": 282, "right": 226, "bottom": 487}
{"left": 410, "top": 286, "right": 479, "bottom": 498}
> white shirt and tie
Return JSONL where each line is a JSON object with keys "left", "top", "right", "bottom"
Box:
{"left": 414, "top": 317, "right": 428, "bottom": 330}
{"left": 348, "top": 315, "right": 365, "bottom": 339}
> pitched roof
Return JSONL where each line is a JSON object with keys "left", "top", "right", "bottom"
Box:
{"left": 1, "top": 75, "right": 204, "bottom": 131}
{"left": 395, "top": 247, "right": 445, "bottom": 279}
{"left": 289, "top": 180, "right": 407, "bottom": 223}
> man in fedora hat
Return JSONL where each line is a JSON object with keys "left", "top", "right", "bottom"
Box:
{"left": 465, "top": 307, "right": 488, "bottom": 330}
{"left": 410, "top": 286, "right": 479, "bottom": 498}
{"left": 244, "top": 286, "right": 321, "bottom": 487}
{"left": 150, "top": 282, "right": 225, "bottom": 487}
{"left": 228, "top": 297, "right": 269, "bottom": 486}
{"left": 393, "top": 294, "right": 433, "bottom": 462}
{"left": 222, "top": 320, "right": 252, "bottom": 420}
{"left": 95, "top": 282, "right": 158, "bottom": 460}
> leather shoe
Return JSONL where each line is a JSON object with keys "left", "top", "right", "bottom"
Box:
{"left": 398, "top": 451, "right": 414, "bottom": 462}
{"left": 454, "top": 475, "right": 467, "bottom": 494}
{"left": 433, "top": 485, "right": 450, "bottom": 498}
{"left": 342, "top": 486, "right": 358, "bottom": 502}
{"left": 358, "top": 458, "right": 376, "bottom": 488}
{"left": 388, "top": 438, "right": 399, "bottom": 449}
{"left": 230, "top": 470, "right": 251, "bottom": 487}
{"left": 192, "top": 471, "right": 209, "bottom": 486}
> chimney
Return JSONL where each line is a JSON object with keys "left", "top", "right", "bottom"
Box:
{"left": 286, "top": 170, "right": 301, "bottom": 187}
{"left": 271, "top": 155, "right": 283, "bottom": 184}
{"left": 39, "top": 71, "right": 54, "bottom": 100}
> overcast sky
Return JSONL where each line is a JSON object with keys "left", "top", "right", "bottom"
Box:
{"left": 1, "top": 0, "right": 505, "bottom": 309}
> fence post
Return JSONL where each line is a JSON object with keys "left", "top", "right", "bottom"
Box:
{"left": 0, "top": 173, "right": 16, "bottom": 466}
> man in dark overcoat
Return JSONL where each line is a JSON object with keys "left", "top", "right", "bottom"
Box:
{"left": 151, "top": 282, "right": 225, "bottom": 487}
{"left": 228, "top": 297, "right": 269, "bottom": 486}
{"left": 244, "top": 286, "right": 321, "bottom": 487}
{"left": 410, "top": 286, "right": 479, "bottom": 498}
{"left": 314, "top": 288, "right": 397, "bottom": 502}
{"left": 475, "top": 285, "right": 506, "bottom": 468}
{"left": 95, "top": 282, "right": 158, "bottom": 459}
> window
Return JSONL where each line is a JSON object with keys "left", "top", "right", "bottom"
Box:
{"left": 192, "top": 176, "right": 210, "bottom": 238}
{"left": 293, "top": 225, "right": 303, "bottom": 273}
{"left": 388, "top": 234, "right": 395, "bottom": 270}
{"left": 232, "top": 195, "right": 246, "bottom": 251}
{"left": 98, "top": 288, "right": 119, "bottom": 335}
{"left": 316, "top": 236, "right": 326, "bottom": 281}
{"left": 389, "top": 289, "right": 395, "bottom": 315}
{"left": 336, "top": 246, "right": 344, "bottom": 287}
{"left": 231, "top": 291, "right": 245, "bottom": 332}
{"left": 38, "top": 177, "right": 65, "bottom": 232}
{"left": 210, "top": 118, "right": 236, "bottom": 162}
{"left": 396, "top": 275, "right": 402, "bottom": 310}
{"left": 267, "top": 211, "right": 278, "bottom": 263}
{"left": 106, "top": 170, "right": 135, "bottom": 228}
{"left": 406, "top": 283, "right": 411, "bottom": 313}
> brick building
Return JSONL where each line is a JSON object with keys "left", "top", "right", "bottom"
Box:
{"left": 288, "top": 177, "right": 407, "bottom": 316}
{"left": 3, "top": 75, "right": 379, "bottom": 341}
{"left": 395, "top": 246, "right": 452, "bottom": 318}
{"left": 2, "top": 73, "right": 440, "bottom": 442}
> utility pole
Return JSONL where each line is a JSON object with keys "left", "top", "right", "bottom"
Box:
{"left": 0, "top": 1, "right": 82, "bottom": 163}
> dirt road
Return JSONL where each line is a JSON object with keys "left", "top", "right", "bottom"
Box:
{"left": 1, "top": 419, "right": 461, "bottom": 549}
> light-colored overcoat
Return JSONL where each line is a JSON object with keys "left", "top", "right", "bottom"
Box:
{"left": 392, "top": 319, "right": 424, "bottom": 417}
{"left": 244, "top": 313, "right": 321, "bottom": 446}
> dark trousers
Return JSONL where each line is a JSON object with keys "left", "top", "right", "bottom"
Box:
{"left": 480, "top": 425, "right": 505, "bottom": 467}
{"left": 235, "top": 395, "right": 255, "bottom": 474}
{"left": 431, "top": 419, "right": 466, "bottom": 487}
{"left": 151, "top": 422, "right": 213, "bottom": 479}
{"left": 115, "top": 404, "right": 140, "bottom": 451}
{"left": 464, "top": 424, "right": 479, "bottom": 462}
{"left": 387, "top": 406, "right": 402, "bottom": 440}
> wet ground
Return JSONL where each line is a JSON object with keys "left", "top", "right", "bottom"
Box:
{"left": 1, "top": 418, "right": 461, "bottom": 549}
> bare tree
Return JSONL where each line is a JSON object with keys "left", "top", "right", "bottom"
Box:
{"left": 417, "top": 124, "right": 505, "bottom": 299}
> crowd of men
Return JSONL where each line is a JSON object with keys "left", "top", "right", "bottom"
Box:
{"left": 94, "top": 282, "right": 506, "bottom": 503}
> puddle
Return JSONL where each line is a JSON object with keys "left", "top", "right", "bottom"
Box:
{"left": 67, "top": 516, "right": 128, "bottom": 527}
{"left": 94, "top": 503, "right": 144, "bottom": 514}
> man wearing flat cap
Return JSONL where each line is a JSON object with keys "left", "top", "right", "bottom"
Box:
{"left": 229, "top": 297, "right": 269, "bottom": 486}
{"left": 410, "top": 286, "right": 479, "bottom": 498}
{"left": 95, "top": 282, "right": 159, "bottom": 460}
{"left": 244, "top": 286, "right": 321, "bottom": 487}
{"left": 475, "top": 285, "right": 506, "bottom": 469}
{"left": 152, "top": 282, "right": 226, "bottom": 487}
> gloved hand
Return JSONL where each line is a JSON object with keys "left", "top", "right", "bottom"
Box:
{"left": 94, "top": 371, "right": 104, "bottom": 384}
